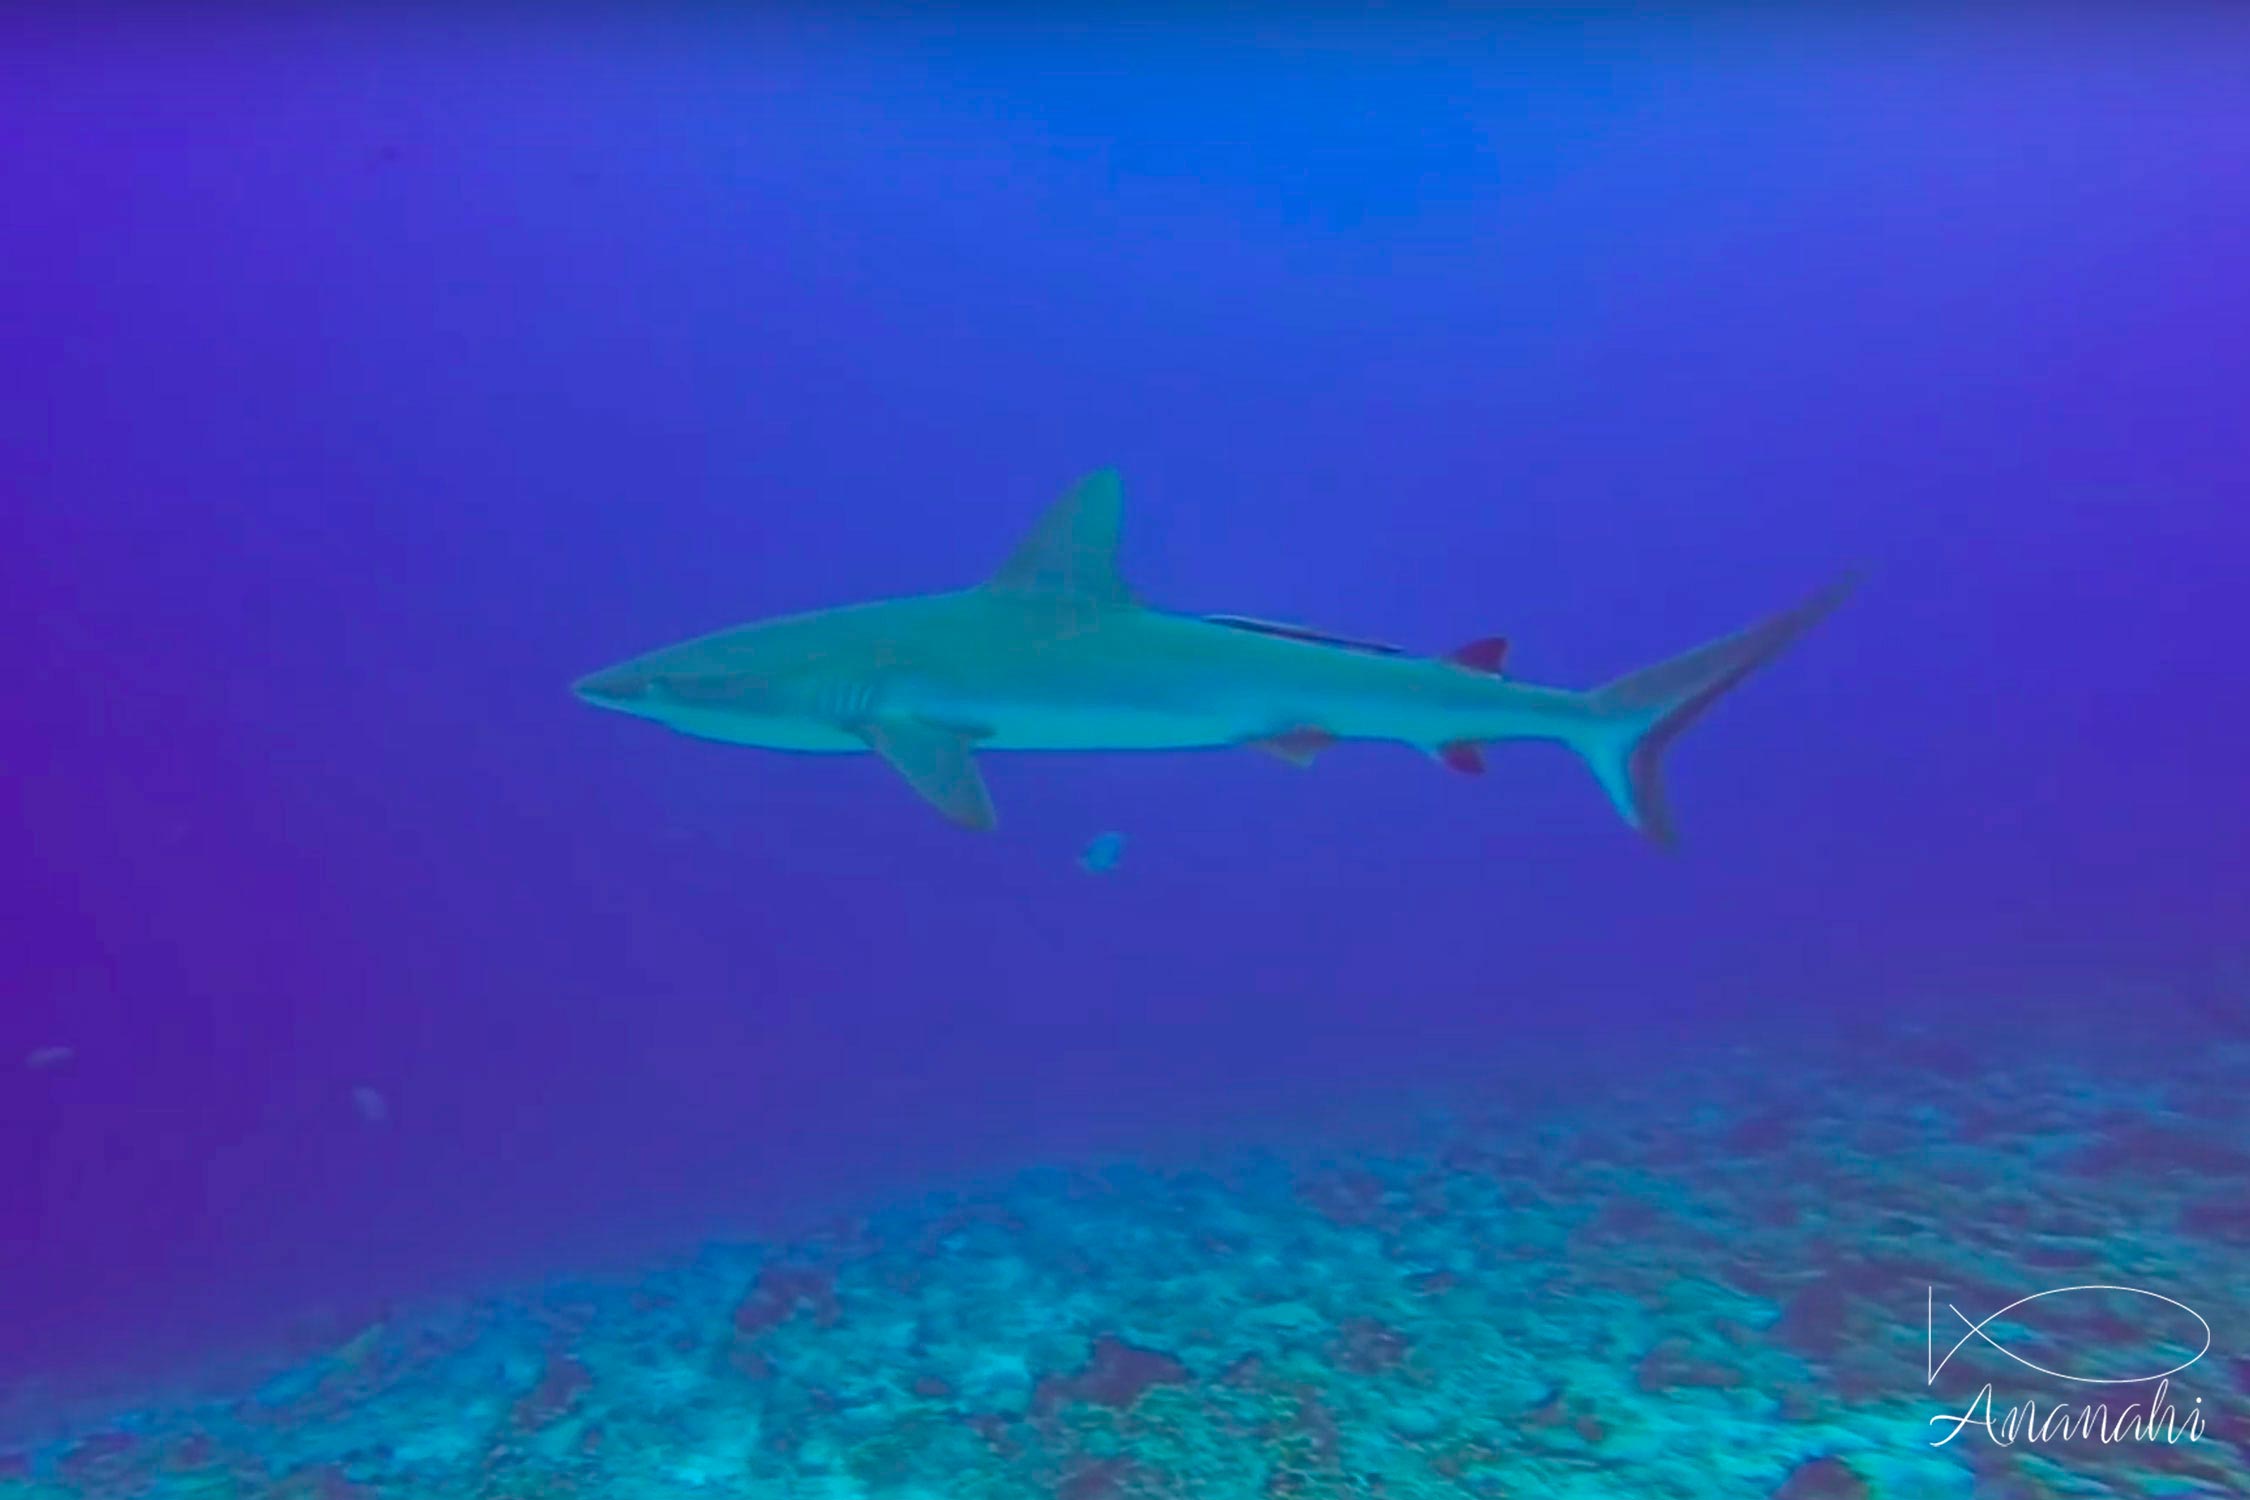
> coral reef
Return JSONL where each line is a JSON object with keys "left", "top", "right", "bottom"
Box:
{"left": 5, "top": 1026, "right": 2245, "bottom": 1498}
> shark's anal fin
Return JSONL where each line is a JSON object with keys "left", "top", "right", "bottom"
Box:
{"left": 1436, "top": 740, "right": 1486, "bottom": 775}
{"left": 1245, "top": 726, "right": 1337, "bottom": 767}
{"left": 856, "top": 719, "right": 997, "bottom": 830}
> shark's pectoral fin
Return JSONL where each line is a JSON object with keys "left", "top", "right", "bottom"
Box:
{"left": 856, "top": 719, "right": 997, "bottom": 831}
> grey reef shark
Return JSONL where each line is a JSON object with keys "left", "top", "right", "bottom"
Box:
{"left": 575, "top": 471, "right": 1851, "bottom": 840}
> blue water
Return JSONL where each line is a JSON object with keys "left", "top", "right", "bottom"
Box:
{"left": 5, "top": 13, "right": 2246, "bottom": 1496}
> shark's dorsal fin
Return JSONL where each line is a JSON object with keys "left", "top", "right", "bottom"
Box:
{"left": 987, "top": 470, "right": 1132, "bottom": 606}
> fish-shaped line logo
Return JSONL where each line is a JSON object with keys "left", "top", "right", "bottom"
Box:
{"left": 1928, "top": 1285, "right": 2210, "bottom": 1387}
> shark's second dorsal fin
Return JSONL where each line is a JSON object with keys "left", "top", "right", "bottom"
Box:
{"left": 986, "top": 470, "right": 1132, "bottom": 606}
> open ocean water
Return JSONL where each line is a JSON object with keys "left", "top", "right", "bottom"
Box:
{"left": 5, "top": 12, "right": 2247, "bottom": 1499}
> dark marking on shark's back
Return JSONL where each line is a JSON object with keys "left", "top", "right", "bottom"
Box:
{"left": 1202, "top": 615, "right": 1405, "bottom": 657}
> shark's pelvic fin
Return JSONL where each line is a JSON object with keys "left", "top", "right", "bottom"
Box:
{"left": 1245, "top": 726, "right": 1338, "bottom": 767}
{"left": 856, "top": 719, "right": 997, "bottom": 831}
{"left": 986, "top": 470, "right": 1133, "bottom": 607}
{"left": 1574, "top": 576, "right": 1858, "bottom": 847}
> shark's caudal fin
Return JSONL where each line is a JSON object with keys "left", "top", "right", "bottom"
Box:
{"left": 1574, "top": 577, "right": 1857, "bottom": 846}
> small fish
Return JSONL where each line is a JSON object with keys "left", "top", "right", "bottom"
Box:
{"left": 351, "top": 1085, "right": 390, "bottom": 1126}
{"left": 1078, "top": 831, "right": 1126, "bottom": 874}
{"left": 24, "top": 1045, "right": 75, "bottom": 1071}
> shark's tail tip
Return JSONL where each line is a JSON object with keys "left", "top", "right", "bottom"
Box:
{"left": 1805, "top": 570, "right": 1866, "bottom": 618}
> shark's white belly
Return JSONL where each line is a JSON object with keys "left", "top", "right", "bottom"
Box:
{"left": 665, "top": 701, "right": 1300, "bottom": 755}
{"left": 656, "top": 706, "right": 867, "bottom": 753}
{"left": 904, "top": 673, "right": 1537, "bottom": 753}
{"left": 975, "top": 703, "right": 1259, "bottom": 752}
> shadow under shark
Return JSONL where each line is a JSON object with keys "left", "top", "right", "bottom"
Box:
{"left": 575, "top": 471, "right": 1851, "bottom": 839}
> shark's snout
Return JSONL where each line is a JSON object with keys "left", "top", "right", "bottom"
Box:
{"left": 573, "top": 667, "right": 648, "bottom": 706}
